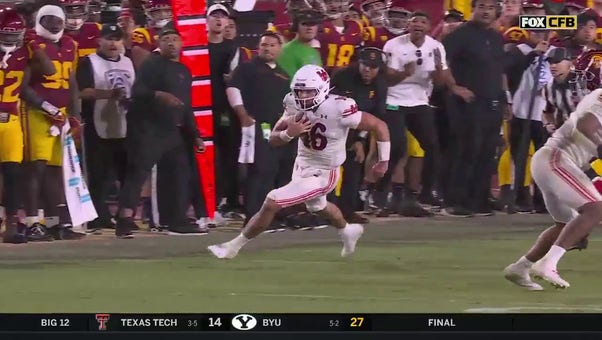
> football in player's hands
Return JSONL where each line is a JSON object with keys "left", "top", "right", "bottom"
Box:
{"left": 286, "top": 115, "right": 312, "bottom": 137}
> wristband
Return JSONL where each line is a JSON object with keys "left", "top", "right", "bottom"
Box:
{"left": 41, "top": 101, "right": 60, "bottom": 116}
{"left": 377, "top": 141, "right": 390, "bottom": 162}
{"left": 279, "top": 130, "right": 294, "bottom": 142}
{"left": 505, "top": 91, "right": 512, "bottom": 105}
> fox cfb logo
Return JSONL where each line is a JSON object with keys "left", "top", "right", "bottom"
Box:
{"left": 519, "top": 15, "right": 577, "bottom": 30}
{"left": 231, "top": 314, "right": 258, "bottom": 331}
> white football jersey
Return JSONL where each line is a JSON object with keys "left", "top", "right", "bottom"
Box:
{"left": 545, "top": 88, "right": 602, "bottom": 169}
{"left": 282, "top": 93, "right": 363, "bottom": 170}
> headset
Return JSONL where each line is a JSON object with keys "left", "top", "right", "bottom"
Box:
{"left": 359, "top": 46, "right": 388, "bottom": 66}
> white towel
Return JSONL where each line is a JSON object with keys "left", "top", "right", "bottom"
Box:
{"left": 238, "top": 124, "right": 256, "bottom": 163}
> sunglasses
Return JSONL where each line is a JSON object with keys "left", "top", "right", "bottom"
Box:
{"left": 415, "top": 49, "right": 423, "bottom": 66}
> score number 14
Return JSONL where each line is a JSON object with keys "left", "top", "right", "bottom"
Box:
{"left": 208, "top": 317, "right": 222, "bottom": 327}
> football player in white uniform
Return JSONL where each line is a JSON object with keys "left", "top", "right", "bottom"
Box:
{"left": 504, "top": 89, "right": 602, "bottom": 290}
{"left": 208, "top": 65, "right": 390, "bottom": 259}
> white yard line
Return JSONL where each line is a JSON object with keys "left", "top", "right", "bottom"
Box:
{"left": 465, "top": 305, "right": 602, "bottom": 313}
{"left": 228, "top": 292, "right": 414, "bottom": 301}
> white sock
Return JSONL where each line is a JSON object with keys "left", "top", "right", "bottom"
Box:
{"left": 25, "top": 216, "right": 40, "bottom": 227}
{"left": 45, "top": 216, "right": 59, "bottom": 228}
{"left": 0, "top": 205, "right": 5, "bottom": 219}
{"left": 226, "top": 233, "right": 250, "bottom": 250}
{"left": 338, "top": 224, "right": 350, "bottom": 236}
{"left": 542, "top": 245, "right": 566, "bottom": 268}
{"left": 516, "top": 256, "right": 533, "bottom": 270}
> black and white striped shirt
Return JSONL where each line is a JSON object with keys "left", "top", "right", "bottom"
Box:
{"left": 543, "top": 77, "right": 577, "bottom": 125}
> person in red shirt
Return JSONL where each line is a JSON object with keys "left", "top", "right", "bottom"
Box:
{"left": 318, "top": 0, "right": 363, "bottom": 73}
{"left": 361, "top": 0, "right": 405, "bottom": 50}
{"left": 59, "top": 0, "right": 102, "bottom": 58}
{"left": 20, "top": 4, "right": 85, "bottom": 241}
{"left": 0, "top": 7, "right": 34, "bottom": 243}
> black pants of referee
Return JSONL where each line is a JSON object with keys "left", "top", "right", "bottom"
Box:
{"left": 119, "top": 128, "right": 192, "bottom": 226}
{"left": 376, "top": 105, "right": 439, "bottom": 195}
{"left": 83, "top": 125, "right": 127, "bottom": 223}
{"left": 243, "top": 133, "right": 295, "bottom": 222}
{"left": 446, "top": 96, "right": 504, "bottom": 212}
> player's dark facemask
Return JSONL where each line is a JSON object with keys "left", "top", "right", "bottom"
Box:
{"left": 568, "top": 69, "right": 595, "bottom": 100}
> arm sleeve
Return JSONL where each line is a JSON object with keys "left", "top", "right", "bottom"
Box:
{"left": 442, "top": 29, "right": 461, "bottom": 67}
{"left": 227, "top": 63, "right": 247, "bottom": 90}
{"left": 340, "top": 97, "right": 362, "bottom": 129}
{"left": 184, "top": 108, "right": 201, "bottom": 139}
{"left": 132, "top": 56, "right": 159, "bottom": 101}
{"left": 75, "top": 56, "right": 94, "bottom": 90}
{"left": 374, "top": 75, "right": 387, "bottom": 119}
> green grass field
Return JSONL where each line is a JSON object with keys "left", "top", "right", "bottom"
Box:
{"left": 1, "top": 214, "right": 602, "bottom": 313}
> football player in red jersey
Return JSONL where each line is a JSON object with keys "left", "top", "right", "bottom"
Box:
{"left": 60, "top": 0, "right": 103, "bottom": 58}
{"left": 361, "top": 0, "right": 402, "bottom": 50}
{"left": 20, "top": 4, "right": 85, "bottom": 241}
{"left": 0, "top": 7, "right": 31, "bottom": 243}
{"left": 318, "top": 0, "right": 364, "bottom": 73}
{"left": 130, "top": 0, "right": 171, "bottom": 69}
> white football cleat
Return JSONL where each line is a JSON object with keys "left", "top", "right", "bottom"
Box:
{"left": 531, "top": 261, "right": 570, "bottom": 289}
{"left": 208, "top": 244, "right": 239, "bottom": 259}
{"left": 341, "top": 224, "right": 364, "bottom": 257}
{"left": 503, "top": 263, "right": 544, "bottom": 291}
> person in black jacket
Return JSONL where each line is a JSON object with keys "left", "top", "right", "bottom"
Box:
{"left": 330, "top": 48, "right": 388, "bottom": 223}
{"left": 114, "top": 22, "right": 205, "bottom": 238}
{"left": 226, "top": 31, "right": 293, "bottom": 226}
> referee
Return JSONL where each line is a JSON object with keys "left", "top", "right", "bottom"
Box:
{"left": 115, "top": 22, "right": 205, "bottom": 238}
{"left": 330, "top": 48, "right": 388, "bottom": 223}
{"left": 226, "top": 31, "right": 293, "bottom": 224}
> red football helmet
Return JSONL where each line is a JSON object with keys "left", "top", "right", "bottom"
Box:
{"left": 573, "top": 48, "right": 602, "bottom": 92}
{"left": 59, "top": 0, "right": 88, "bottom": 30}
{"left": 360, "top": 0, "right": 390, "bottom": 27}
{"left": 145, "top": 0, "right": 171, "bottom": 28}
{"left": 386, "top": 5, "right": 410, "bottom": 35}
{"left": 0, "top": 7, "right": 26, "bottom": 52}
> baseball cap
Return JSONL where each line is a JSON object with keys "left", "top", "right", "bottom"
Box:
{"left": 159, "top": 21, "right": 180, "bottom": 37}
{"left": 546, "top": 47, "right": 571, "bottom": 64}
{"left": 100, "top": 24, "right": 124, "bottom": 39}
{"left": 443, "top": 9, "right": 464, "bottom": 22}
{"left": 358, "top": 48, "right": 385, "bottom": 68}
{"left": 207, "top": 3, "right": 229, "bottom": 16}
{"left": 577, "top": 9, "right": 598, "bottom": 27}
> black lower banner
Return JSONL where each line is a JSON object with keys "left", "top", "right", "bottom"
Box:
{"left": 2, "top": 314, "right": 602, "bottom": 332}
